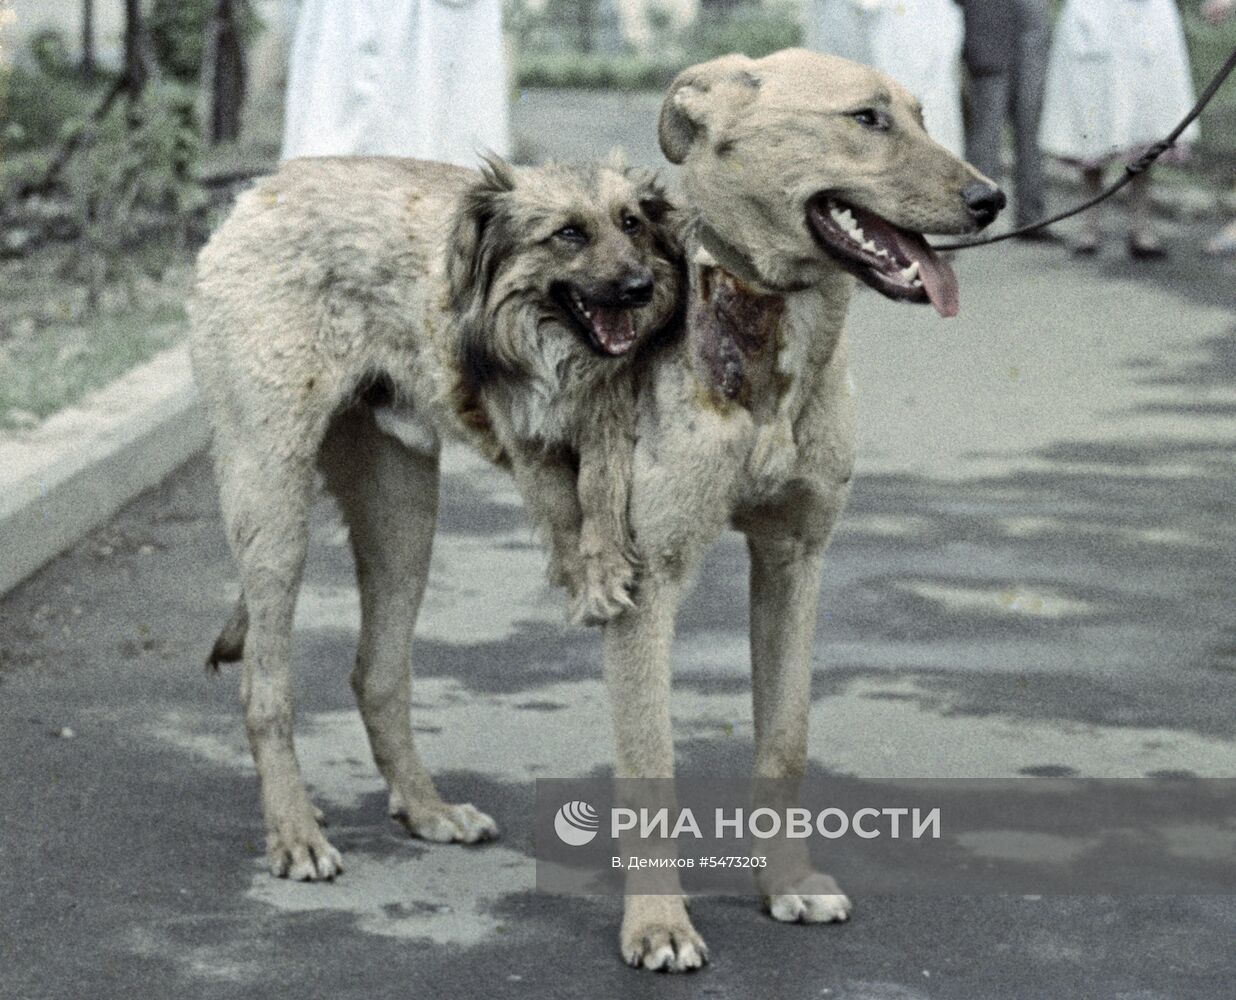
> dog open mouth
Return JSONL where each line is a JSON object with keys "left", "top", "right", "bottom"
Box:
{"left": 552, "top": 284, "right": 642, "bottom": 356}
{"left": 806, "top": 196, "right": 960, "bottom": 318}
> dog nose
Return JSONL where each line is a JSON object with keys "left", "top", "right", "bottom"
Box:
{"left": 616, "top": 271, "right": 654, "bottom": 307}
{"left": 962, "top": 182, "right": 1006, "bottom": 229}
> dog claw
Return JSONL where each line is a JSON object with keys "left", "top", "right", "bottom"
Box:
{"left": 622, "top": 923, "right": 708, "bottom": 972}
{"left": 571, "top": 552, "right": 639, "bottom": 625}
{"left": 267, "top": 826, "right": 344, "bottom": 882}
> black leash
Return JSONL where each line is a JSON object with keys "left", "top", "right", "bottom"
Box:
{"left": 933, "top": 45, "right": 1236, "bottom": 252}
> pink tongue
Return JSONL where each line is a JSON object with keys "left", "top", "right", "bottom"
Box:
{"left": 888, "top": 228, "right": 959, "bottom": 319}
{"left": 591, "top": 308, "right": 636, "bottom": 354}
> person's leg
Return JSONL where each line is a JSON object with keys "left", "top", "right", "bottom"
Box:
{"left": 1010, "top": 0, "right": 1051, "bottom": 226}
{"left": 1128, "top": 171, "right": 1166, "bottom": 258}
{"left": 1073, "top": 168, "right": 1105, "bottom": 254}
{"left": 965, "top": 71, "right": 1009, "bottom": 188}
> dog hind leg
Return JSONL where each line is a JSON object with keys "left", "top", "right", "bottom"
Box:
{"left": 320, "top": 409, "right": 497, "bottom": 845}
{"left": 217, "top": 438, "right": 343, "bottom": 881}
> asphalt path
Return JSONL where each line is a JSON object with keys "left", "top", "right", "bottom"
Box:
{"left": 2, "top": 91, "right": 1235, "bottom": 999}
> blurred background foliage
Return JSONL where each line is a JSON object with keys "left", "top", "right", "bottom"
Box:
{"left": 3, "top": 2, "right": 1233, "bottom": 172}
{"left": 506, "top": 0, "right": 1235, "bottom": 170}
{"left": 0, "top": 0, "right": 1230, "bottom": 430}
{"left": 509, "top": 0, "right": 803, "bottom": 90}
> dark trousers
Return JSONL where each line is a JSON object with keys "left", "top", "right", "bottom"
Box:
{"left": 963, "top": 0, "right": 1051, "bottom": 226}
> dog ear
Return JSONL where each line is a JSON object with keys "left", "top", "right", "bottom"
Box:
{"left": 626, "top": 167, "right": 685, "bottom": 282}
{"left": 446, "top": 152, "right": 517, "bottom": 309}
{"left": 658, "top": 54, "right": 761, "bottom": 165}
{"left": 447, "top": 153, "right": 517, "bottom": 386}
{"left": 624, "top": 165, "right": 673, "bottom": 224}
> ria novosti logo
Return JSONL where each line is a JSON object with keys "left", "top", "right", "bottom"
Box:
{"left": 554, "top": 800, "right": 600, "bottom": 846}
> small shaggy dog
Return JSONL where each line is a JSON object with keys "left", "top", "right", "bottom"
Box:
{"left": 190, "top": 154, "right": 681, "bottom": 878}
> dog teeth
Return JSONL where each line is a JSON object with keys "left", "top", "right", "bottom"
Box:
{"left": 861, "top": 240, "right": 877, "bottom": 253}
{"left": 829, "top": 205, "right": 866, "bottom": 243}
{"left": 830, "top": 206, "right": 855, "bottom": 227}
{"left": 912, "top": 278, "right": 923, "bottom": 288}
{"left": 571, "top": 292, "right": 593, "bottom": 321}
{"left": 900, "top": 261, "right": 921, "bottom": 282}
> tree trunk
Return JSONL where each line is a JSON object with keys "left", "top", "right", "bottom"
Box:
{"left": 81, "top": 0, "right": 96, "bottom": 82}
{"left": 123, "top": 0, "right": 148, "bottom": 100}
{"left": 576, "top": 0, "right": 596, "bottom": 55}
{"left": 201, "top": 0, "right": 248, "bottom": 144}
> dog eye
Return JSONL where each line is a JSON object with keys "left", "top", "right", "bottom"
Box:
{"left": 553, "top": 225, "right": 588, "bottom": 245}
{"left": 850, "top": 108, "right": 890, "bottom": 131}
{"left": 621, "top": 214, "right": 642, "bottom": 235}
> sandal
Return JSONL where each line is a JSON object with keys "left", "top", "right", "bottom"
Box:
{"left": 1128, "top": 234, "right": 1167, "bottom": 260}
{"left": 1071, "top": 236, "right": 1099, "bottom": 256}
{"left": 1205, "top": 221, "right": 1236, "bottom": 256}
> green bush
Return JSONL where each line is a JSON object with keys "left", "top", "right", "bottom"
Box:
{"left": 150, "top": 0, "right": 213, "bottom": 82}
{"left": 518, "top": 51, "right": 680, "bottom": 91}
{"left": 0, "top": 64, "right": 104, "bottom": 152}
{"left": 514, "top": 0, "right": 803, "bottom": 91}
{"left": 150, "top": 0, "right": 263, "bottom": 83}
{"left": 63, "top": 82, "right": 206, "bottom": 307}
{"left": 29, "top": 28, "right": 75, "bottom": 77}
{"left": 683, "top": 2, "right": 802, "bottom": 61}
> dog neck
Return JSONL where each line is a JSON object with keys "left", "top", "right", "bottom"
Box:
{"left": 694, "top": 220, "right": 811, "bottom": 296}
{"left": 688, "top": 247, "right": 787, "bottom": 414}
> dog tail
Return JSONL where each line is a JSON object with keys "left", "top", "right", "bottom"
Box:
{"left": 206, "top": 595, "right": 248, "bottom": 674}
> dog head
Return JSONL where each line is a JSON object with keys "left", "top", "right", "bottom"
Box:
{"left": 659, "top": 49, "right": 1004, "bottom": 316}
{"left": 447, "top": 154, "right": 682, "bottom": 384}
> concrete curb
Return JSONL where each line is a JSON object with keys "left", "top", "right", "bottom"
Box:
{"left": 0, "top": 343, "right": 208, "bottom": 596}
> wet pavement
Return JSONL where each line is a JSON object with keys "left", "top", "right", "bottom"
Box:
{"left": 1, "top": 91, "right": 1235, "bottom": 999}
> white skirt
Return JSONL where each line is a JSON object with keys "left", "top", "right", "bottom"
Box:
{"left": 804, "top": 0, "right": 965, "bottom": 157}
{"left": 281, "top": 0, "right": 510, "bottom": 165}
{"left": 1039, "top": 0, "right": 1198, "bottom": 165}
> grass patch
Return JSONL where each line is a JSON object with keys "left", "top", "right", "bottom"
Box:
{"left": 0, "top": 244, "right": 190, "bottom": 431}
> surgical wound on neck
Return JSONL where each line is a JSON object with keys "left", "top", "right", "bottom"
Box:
{"left": 690, "top": 266, "right": 785, "bottom": 408}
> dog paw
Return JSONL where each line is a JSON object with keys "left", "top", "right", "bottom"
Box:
{"left": 621, "top": 896, "right": 707, "bottom": 973}
{"left": 570, "top": 553, "right": 637, "bottom": 626}
{"left": 392, "top": 798, "right": 499, "bottom": 844}
{"left": 266, "top": 823, "right": 344, "bottom": 881}
{"left": 765, "top": 872, "right": 851, "bottom": 924}
{"left": 621, "top": 920, "right": 708, "bottom": 973}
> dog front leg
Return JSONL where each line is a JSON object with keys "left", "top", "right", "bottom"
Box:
{"left": 503, "top": 442, "right": 589, "bottom": 604}
{"left": 747, "top": 534, "right": 850, "bottom": 923}
{"left": 603, "top": 575, "right": 707, "bottom": 972}
{"left": 574, "top": 404, "right": 639, "bottom": 626}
